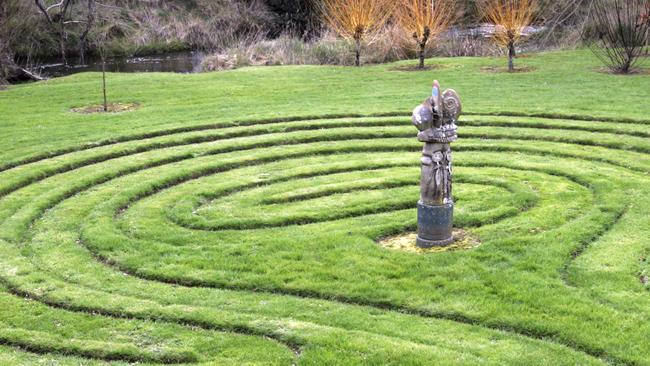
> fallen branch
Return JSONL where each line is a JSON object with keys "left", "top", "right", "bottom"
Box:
{"left": 17, "top": 67, "right": 46, "bottom": 81}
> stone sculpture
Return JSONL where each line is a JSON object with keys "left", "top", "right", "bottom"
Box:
{"left": 412, "top": 80, "right": 461, "bottom": 247}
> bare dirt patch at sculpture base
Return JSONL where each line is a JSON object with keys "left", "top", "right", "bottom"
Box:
{"left": 70, "top": 102, "right": 139, "bottom": 114}
{"left": 480, "top": 66, "right": 537, "bottom": 73}
{"left": 390, "top": 64, "right": 445, "bottom": 72}
{"left": 377, "top": 229, "right": 481, "bottom": 253}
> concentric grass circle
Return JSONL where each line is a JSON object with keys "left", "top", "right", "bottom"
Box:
{"left": 1, "top": 111, "right": 650, "bottom": 365}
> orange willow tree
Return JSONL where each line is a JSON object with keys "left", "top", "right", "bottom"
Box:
{"left": 319, "top": 0, "right": 395, "bottom": 66}
{"left": 480, "top": 0, "right": 537, "bottom": 72}
{"left": 396, "top": 0, "right": 457, "bottom": 69}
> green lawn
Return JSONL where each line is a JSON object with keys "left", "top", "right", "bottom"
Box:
{"left": 0, "top": 49, "right": 649, "bottom": 365}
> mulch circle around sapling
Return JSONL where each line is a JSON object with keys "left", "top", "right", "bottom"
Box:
{"left": 70, "top": 102, "right": 140, "bottom": 114}
{"left": 377, "top": 228, "right": 481, "bottom": 254}
{"left": 594, "top": 67, "right": 650, "bottom": 75}
{"left": 389, "top": 64, "right": 446, "bottom": 72}
{"left": 480, "top": 66, "right": 537, "bottom": 73}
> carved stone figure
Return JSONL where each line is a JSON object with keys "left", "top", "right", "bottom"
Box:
{"left": 412, "top": 80, "right": 461, "bottom": 247}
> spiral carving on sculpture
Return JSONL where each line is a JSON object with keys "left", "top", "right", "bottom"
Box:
{"left": 442, "top": 89, "right": 461, "bottom": 122}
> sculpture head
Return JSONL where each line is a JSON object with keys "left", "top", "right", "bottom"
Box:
{"left": 411, "top": 80, "right": 461, "bottom": 143}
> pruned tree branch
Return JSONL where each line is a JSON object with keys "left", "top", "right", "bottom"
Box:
{"left": 34, "top": 0, "right": 54, "bottom": 24}
{"left": 46, "top": 1, "right": 66, "bottom": 13}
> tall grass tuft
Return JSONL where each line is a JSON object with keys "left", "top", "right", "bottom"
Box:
{"left": 199, "top": 27, "right": 412, "bottom": 72}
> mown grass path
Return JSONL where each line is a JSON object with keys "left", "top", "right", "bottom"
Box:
{"left": 0, "top": 50, "right": 649, "bottom": 365}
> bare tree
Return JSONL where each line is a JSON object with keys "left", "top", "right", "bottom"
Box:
{"left": 77, "top": 0, "right": 96, "bottom": 65}
{"left": 33, "top": 0, "right": 95, "bottom": 66}
{"left": 0, "top": 2, "right": 13, "bottom": 84}
{"left": 479, "top": 0, "right": 538, "bottom": 72}
{"left": 0, "top": 37, "right": 15, "bottom": 85}
{"left": 99, "top": 41, "right": 108, "bottom": 112}
{"left": 1, "top": 2, "right": 43, "bottom": 83}
{"left": 93, "top": 15, "right": 114, "bottom": 112}
{"left": 34, "top": 0, "right": 73, "bottom": 66}
{"left": 90, "top": 30, "right": 107, "bottom": 111}
{"left": 319, "top": 0, "right": 395, "bottom": 66}
{"left": 586, "top": 0, "right": 650, "bottom": 74}
{"left": 396, "top": 0, "right": 457, "bottom": 69}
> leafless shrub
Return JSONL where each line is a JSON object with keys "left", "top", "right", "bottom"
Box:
{"left": 585, "top": 0, "right": 650, "bottom": 74}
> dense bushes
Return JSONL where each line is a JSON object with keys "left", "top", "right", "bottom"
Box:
{"left": 264, "top": 0, "right": 321, "bottom": 38}
{"left": 2, "top": 0, "right": 641, "bottom": 73}
{"left": 1, "top": 0, "right": 278, "bottom": 62}
{"left": 199, "top": 28, "right": 411, "bottom": 71}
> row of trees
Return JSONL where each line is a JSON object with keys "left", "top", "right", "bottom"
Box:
{"left": 321, "top": 0, "right": 538, "bottom": 70}
{"left": 5, "top": 0, "right": 648, "bottom": 79}
{"left": 9, "top": 0, "right": 537, "bottom": 71}
{"left": 320, "top": 0, "right": 650, "bottom": 74}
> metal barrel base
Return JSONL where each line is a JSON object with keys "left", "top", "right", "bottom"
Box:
{"left": 416, "top": 201, "right": 454, "bottom": 248}
{"left": 416, "top": 235, "right": 455, "bottom": 248}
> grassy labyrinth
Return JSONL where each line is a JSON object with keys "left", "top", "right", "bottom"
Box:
{"left": 0, "top": 51, "right": 650, "bottom": 365}
{"left": 1, "top": 53, "right": 650, "bottom": 365}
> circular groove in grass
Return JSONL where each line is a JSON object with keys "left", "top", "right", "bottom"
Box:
{"left": 3, "top": 109, "right": 650, "bottom": 176}
{"left": 162, "top": 163, "right": 543, "bottom": 231}
{"left": 4, "top": 114, "right": 650, "bottom": 205}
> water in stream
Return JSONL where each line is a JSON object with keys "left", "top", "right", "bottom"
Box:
{"left": 32, "top": 51, "right": 206, "bottom": 78}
